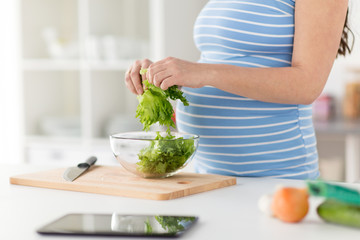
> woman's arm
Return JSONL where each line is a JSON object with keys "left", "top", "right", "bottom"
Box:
{"left": 146, "top": 0, "right": 348, "bottom": 105}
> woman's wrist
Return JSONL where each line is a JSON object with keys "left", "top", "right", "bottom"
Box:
{"left": 198, "top": 63, "right": 221, "bottom": 88}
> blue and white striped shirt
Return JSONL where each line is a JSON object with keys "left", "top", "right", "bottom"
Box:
{"left": 176, "top": 0, "right": 319, "bottom": 179}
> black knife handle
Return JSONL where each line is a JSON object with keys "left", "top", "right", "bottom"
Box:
{"left": 78, "top": 156, "right": 97, "bottom": 168}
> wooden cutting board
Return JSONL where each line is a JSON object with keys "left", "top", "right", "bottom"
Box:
{"left": 10, "top": 166, "right": 237, "bottom": 200}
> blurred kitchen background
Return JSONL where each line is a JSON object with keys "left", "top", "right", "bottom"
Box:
{"left": 0, "top": 0, "right": 360, "bottom": 183}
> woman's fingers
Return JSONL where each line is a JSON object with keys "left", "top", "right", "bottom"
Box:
{"left": 140, "top": 57, "right": 202, "bottom": 90}
{"left": 152, "top": 70, "right": 172, "bottom": 88}
{"left": 130, "top": 61, "right": 144, "bottom": 95}
{"left": 146, "top": 57, "right": 175, "bottom": 84}
{"left": 124, "top": 59, "right": 153, "bottom": 95}
{"left": 140, "top": 59, "right": 152, "bottom": 82}
{"left": 160, "top": 76, "right": 176, "bottom": 90}
{"left": 125, "top": 66, "right": 138, "bottom": 95}
{"left": 147, "top": 66, "right": 168, "bottom": 85}
{"left": 146, "top": 65, "right": 159, "bottom": 85}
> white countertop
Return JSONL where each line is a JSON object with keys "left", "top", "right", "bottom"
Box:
{"left": 1, "top": 164, "right": 359, "bottom": 240}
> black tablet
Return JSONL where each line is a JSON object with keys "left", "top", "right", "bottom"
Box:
{"left": 37, "top": 213, "right": 198, "bottom": 238}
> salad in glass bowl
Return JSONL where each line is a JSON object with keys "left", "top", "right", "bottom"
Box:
{"left": 110, "top": 131, "right": 199, "bottom": 178}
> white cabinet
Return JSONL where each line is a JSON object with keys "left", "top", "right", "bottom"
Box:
{"left": 19, "top": 0, "right": 207, "bottom": 165}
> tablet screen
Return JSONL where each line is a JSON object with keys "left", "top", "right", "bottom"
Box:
{"left": 37, "top": 213, "right": 198, "bottom": 237}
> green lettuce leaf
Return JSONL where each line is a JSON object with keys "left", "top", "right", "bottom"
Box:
{"left": 136, "top": 80, "right": 175, "bottom": 132}
{"left": 136, "top": 68, "right": 189, "bottom": 133}
{"left": 137, "top": 132, "right": 195, "bottom": 175}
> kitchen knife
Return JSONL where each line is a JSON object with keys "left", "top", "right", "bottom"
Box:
{"left": 63, "top": 156, "right": 97, "bottom": 182}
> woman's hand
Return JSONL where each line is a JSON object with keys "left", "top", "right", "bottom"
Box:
{"left": 125, "top": 58, "right": 153, "bottom": 95}
{"left": 146, "top": 57, "right": 206, "bottom": 90}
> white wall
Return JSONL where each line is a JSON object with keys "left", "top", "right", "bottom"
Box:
{"left": 150, "top": 0, "right": 208, "bottom": 61}
{"left": 0, "top": 0, "right": 22, "bottom": 164}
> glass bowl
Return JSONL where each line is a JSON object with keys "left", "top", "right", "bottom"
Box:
{"left": 109, "top": 131, "right": 199, "bottom": 178}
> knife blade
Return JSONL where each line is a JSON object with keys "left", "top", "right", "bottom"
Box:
{"left": 63, "top": 156, "right": 97, "bottom": 182}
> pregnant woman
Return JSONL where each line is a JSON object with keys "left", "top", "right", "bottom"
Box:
{"left": 125, "top": 0, "right": 353, "bottom": 179}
